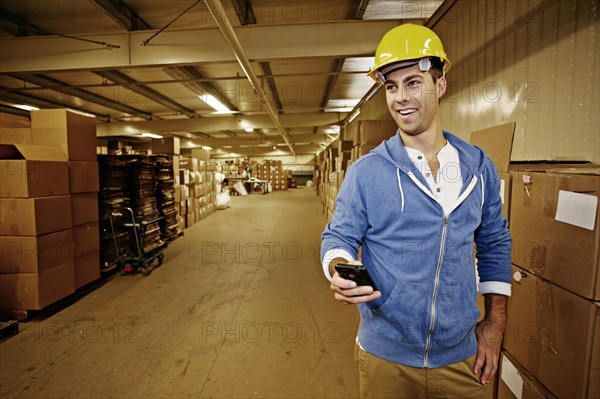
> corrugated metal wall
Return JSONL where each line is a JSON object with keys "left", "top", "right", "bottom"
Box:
{"left": 436, "top": 0, "right": 599, "bottom": 163}
{"left": 344, "top": 0, "right": 599, "bottom": 164}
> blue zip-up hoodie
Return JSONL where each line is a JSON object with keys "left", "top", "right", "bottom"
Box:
{"left": 321, "top": 131, "right": 512, "bottom": 368}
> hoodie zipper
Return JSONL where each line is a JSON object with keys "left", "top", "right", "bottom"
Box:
{"left": 424, "top": 215, "right": 448, "bottom": 368}
{"left": 402, "top": 173, "right": 479, "bottom": 368}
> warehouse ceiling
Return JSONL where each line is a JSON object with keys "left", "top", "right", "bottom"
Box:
{"left": 0, "top": 0, "right": 442, "bottom": 156}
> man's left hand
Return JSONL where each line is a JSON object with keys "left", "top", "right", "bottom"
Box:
{"left": 473, "top": 315, "right": 506, "bottom": 385}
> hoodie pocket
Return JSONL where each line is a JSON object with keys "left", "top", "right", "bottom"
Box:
{"left": 430, "top": 283, "right": 480, "bottom": 350}
{"left": 364, "top": 280, "right": 430, "bottom": 346}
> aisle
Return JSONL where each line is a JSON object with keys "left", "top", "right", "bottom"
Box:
{"left": 0, "top": 187, "right": 361, "bottom": 399}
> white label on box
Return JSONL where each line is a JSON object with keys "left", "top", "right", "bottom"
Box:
{"left": 500, "top": 179, "right": 506, "bottom": 204}
{"left": 555, "top": 190, "right": 598, "bottom": 231}
{"left": 501, "top": 355, "right": 523, "bottom": 399}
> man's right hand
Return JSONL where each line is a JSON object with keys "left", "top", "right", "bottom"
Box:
{"left": 329, "top": 260, "right": 381, "bottom": 305}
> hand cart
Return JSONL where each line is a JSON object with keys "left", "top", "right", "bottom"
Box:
{"left": 109, "top": 208, "right": 165, "bottom": 276}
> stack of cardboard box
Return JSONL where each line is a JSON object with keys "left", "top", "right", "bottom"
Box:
{"left": 269, "top": 160, "right": 287, "bottom": 192}
{"left": 316, "top": 119, "right": 397, "bottom": 219}
{"left": 471, "top": 123, "right": 600, "bottom": 399}
{"left": 352, "top": 120, "right": 397, "bottom": 160}
{"left": 501, "top": 166, "right": 600, "bottom": 399}
{"left": 30, "top": 109, "right": 101, "bottom": 290}
{"left": 286, "top": 170, "right": 297, "bottom": 189}
{"left": 0, "top": 144, "right": 75, "bottom": 310}
{"left": 177, "top": 155, "right": 217, "bottom": 228}
{"left": 256, "top": 160, "right": 270, "bottom": 184}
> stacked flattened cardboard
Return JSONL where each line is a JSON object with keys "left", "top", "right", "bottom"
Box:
{"left": 155, "top": 155, "right": 181, "bottom": 242}
{"left": 98, "top": 155, "right": 134, "bottom": 272}
{"left": 0, "top": 109, "right": 100, "bottom": 311}
{"left": 130, "top": 156, "right": 164, "bottom": 253}
{"left": 150, "top": 138, "right": 184, "bottom": 238}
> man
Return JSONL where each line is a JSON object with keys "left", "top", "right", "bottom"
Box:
{"left": 321, "top": 24, "right": 511, "bottom": 398}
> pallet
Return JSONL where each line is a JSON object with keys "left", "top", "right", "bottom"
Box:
{"left": 0, "top": 320, "right": 20, "bottom": 342}
{"left": 0, "top": 310, "right": 28, "bottom": 321}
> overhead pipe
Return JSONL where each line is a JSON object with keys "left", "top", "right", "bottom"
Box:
{"left": 203, "top": 0, "right": 295, "bottom": 155}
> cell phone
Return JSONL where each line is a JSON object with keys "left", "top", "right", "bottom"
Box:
{"left": 334, "top": 263, "right": 379, "bottom": 291}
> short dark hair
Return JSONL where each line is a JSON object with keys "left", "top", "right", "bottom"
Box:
{"left": 429, "top": 58, "right": 445, "bottom": 83}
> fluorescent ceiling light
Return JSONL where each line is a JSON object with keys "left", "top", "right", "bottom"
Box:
{"left": 140, "top": 133, "right": 163, "bottom": 139}
{"left": 14, "top": 104, "right": 39, "bottom": 111}
{"left": 199, "top": 94, "right": 231, "bottom": 113}
{"left": 348, "top": 109, "right": 361, "bottom": 124}
{"left": 201, "top": 146, "right": 212, "bottom": 151}
{"left": 321, "top": 125, "right": 340, "bottom": 134}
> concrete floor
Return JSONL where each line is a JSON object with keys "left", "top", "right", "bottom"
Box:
{"left": 0, "top": 187, "right": 361, "bottom": 399}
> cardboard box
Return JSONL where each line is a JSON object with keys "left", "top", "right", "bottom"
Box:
{"left": 0, "top": 196, "right": 72, "bottom": 236}
{"left": 510, "top": 168, "right": 600, "bottom": 300}
{"left": 0, "top": 229, "right": 74, "bottom": 273}
{"left": 151, "top": 137, "right": 180, "bottom": 155}
{"left": 470, "top": 123, "right": 515, "bottom": 174}
{"left": 0, "top": 113, "right": 30, "bottom": 129}
{"left": 0, "top": 144, "right": 69, "bottom": 198}
{"left": 186, "top": 211, "right": 195, "bottom": 228}
{"left": 179, "top": 169, "right": 190, "bottom": 185}
{"left": 503, "top": 265, "right": 600, "bottom": 399}
{"left": 0, "top": 128, "right": 32, "bottom": 145}
{"left": 497, "top": 351, "right": 557, "bottom": 399}
{"left": 171, "top": 154, "right": 180, "bottom": 178}
{"left": 470, "top": 123, "right": 515, "bottom": 221}
{"left": 359, "top": 143, "right": 378, "bottom": 157}
{"left": 68, "top": 161, "right": 99, "bottom": 193}
{"left": 0, "top": 261, "right": 75, "bottom": 310}
{"left": 74, "top": 251, "right": 100, "bottom": 289}
{"left": 72, "top": 221, "right": 100, "bottom": 258}
{"left": 31, "top": 109, "right": 97, "bottom": 161}
{"left": 338, "top": 140, "right": 353, "bottom": 153}
{"left": 358, "top": 120, "right": 398, "bottom": 146}
{"left": 71, "top": 193, "right": 99, "bottom": 226}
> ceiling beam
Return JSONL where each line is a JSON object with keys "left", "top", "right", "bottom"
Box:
{"left": 0, "top": 20, "right": 401, "bottom": 73}
{"left": 0, "top": 104, "right": 30, "bottom": 117}
{"left": 97, "top": 112, "right": 345, "bottom": 136}
{"left": 164, "top": 66, "right": 238, "bottom": 112}
{"left": 208, "top": 144, "right": 323, "bottom": 157}
{"left": 0, "top": 8, "right": 45, "bottom": 37}
{"left": 176, "top": 133, "right": 336, "bottom": 147}
{"left": 203, "top": 0, "right": 295, "bottom": 155}
{"left": 90, "top": 0, "right": 152, "bottom": 31}
{"left": 6, "top": 74, "right": 153, "bottom": 120}
{"left": 94, "top": 70, "right": 196, "bottom": 117}
{"left": 0, "top": 85, "right": 111, "bottom": 121}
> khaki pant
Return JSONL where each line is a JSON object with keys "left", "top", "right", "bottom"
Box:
{"left": 355, "top": 344, "right": 491, "bottom": 399}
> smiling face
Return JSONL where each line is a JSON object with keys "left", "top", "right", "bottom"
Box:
{"left": 384, "top": 63, "right": 447, "bottom": 137}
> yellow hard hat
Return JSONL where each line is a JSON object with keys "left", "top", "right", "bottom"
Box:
{"left": 368, "top": 24, "right": 451, "bottom": 83}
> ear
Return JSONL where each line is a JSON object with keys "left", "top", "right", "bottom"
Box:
{"left": 436, "top": 76, "right": 447, "bottom": 99}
